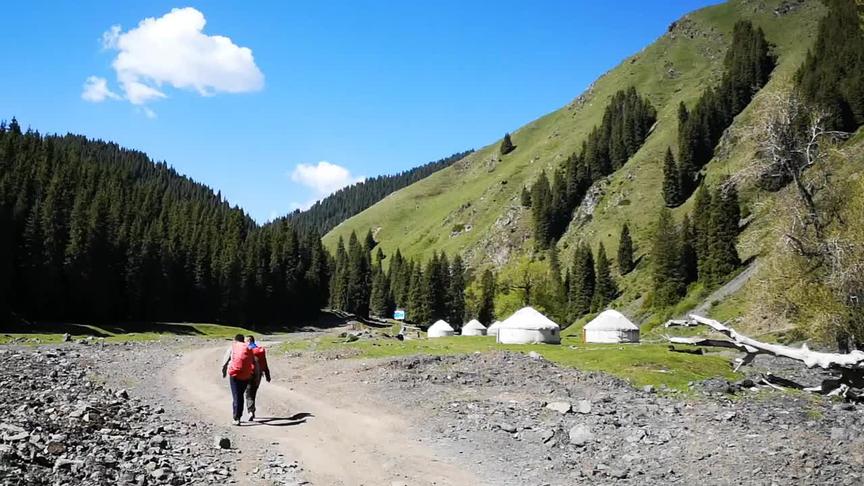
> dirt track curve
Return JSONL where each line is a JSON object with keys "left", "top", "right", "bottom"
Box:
{"left": 174, "top": 345, "right": 480, "bottom": 486}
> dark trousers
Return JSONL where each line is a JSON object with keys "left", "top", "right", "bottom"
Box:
{"left": 245, "top": 373, "right": 261, "bottom": 414}
{"left": 229, "top": 376, "right": 250, "bottom": 421}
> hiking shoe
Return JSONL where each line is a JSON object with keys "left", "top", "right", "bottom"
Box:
{"left": 249, "top": 412, "right": 255, "bottom": 422}
{"left": 232, "top": 419, "right": 240, "bottom": 426}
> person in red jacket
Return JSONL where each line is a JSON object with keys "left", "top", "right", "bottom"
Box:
{"left": 244, "top": 335, "right": 271, "bottom": 421}
{"left": 221, "top": 334, "right": 255, "bottom": 426}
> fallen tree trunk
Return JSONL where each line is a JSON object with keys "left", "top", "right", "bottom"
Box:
{"left": 669, "top": 314, "right": 864, "bottom": 400}
{"left": 684, "top": 315, "right": 864, "bottom": 370}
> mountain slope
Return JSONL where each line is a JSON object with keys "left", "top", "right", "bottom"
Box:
{"left": 285, "top": 150, "right": 472, "bottom": 236}
{"left": 324, "top": 0, "right": 825, "bottom": 269}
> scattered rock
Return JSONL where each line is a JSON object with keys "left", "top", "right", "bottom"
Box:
{"left": 576, "top": 400, "right": 592, "bottom": 414}
{"left": 215, "top": 436, "right": 232, "bottom": 449}
{"left": 568, "top": 425, "right": 594, "bottom": 446}
{"left": 545, "top": 401, "right": 571, "bottom": 414}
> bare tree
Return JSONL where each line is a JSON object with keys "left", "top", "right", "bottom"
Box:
{"left": 737, "top": 92, "right": 864, "bottom": 349}
{"left": 737, "top": 91, "right": 848, "bottom": 236}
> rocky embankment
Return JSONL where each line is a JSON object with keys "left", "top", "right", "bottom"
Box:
{"left": 0, "top": 346, "right": 244, "bottom": 485}
{"left": 369, "top": 352, "right": 864, "bottom": 485}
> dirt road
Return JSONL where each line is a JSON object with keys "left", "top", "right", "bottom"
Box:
{"left": 175, "top": 345, "right": 480, "bottom": 486}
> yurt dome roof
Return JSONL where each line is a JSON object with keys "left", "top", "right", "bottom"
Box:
{"left": 500, "top": 307, "right": 560, "bottom": 330}
{"left": 428, "top": 320, "right": 454, "bottom": 332}
{"left": 463, "top": 319, "right": 486, "bottom": 331}
{"left": 583, "top": 310, "right": 639, "bottom": 331}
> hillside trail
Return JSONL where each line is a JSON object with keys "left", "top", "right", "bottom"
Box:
{"left": 174, "top": 344, "right": 481, "bottom": 486}
{"left": 686, "top": 260, "right": 758, "bottom": 318}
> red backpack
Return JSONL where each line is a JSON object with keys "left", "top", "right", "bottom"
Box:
{"left": 228, "top": 341, "right": 254, "bottom": 380}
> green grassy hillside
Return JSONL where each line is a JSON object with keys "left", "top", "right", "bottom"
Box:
{"left": 324, "top": 0, "right": 828, "bottom": 325}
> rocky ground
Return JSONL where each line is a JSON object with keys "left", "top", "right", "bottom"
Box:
{"left": 0, "top": 345, "right": 240, "bottom": 485}
{"left": 0, "top": 341, "right": 306, "bottom": 486}
{"left": 5, "top": 334, "right": 864, "bottom": 485}
{"left": 363, "top": 352, "right": 864, "bottom": 485}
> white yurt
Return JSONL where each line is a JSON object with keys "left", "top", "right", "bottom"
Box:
{"left": 461, "top": 319, "right": 487, "bottom": 336}
{"left": 427, "top": 320, "right": 455, "bottom": 338}
{"left": 497, "top": 307, "right": 561, "bottom": 344}
{"left": 487, "top": 321, "right": 502, "bottom": 337}
{"left": 582, "top": 309, "right": 640, "bottom": 343}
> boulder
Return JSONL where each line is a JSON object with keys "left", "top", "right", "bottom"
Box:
{"left": 568, "top": 425, "right": 594, "bottom": 446}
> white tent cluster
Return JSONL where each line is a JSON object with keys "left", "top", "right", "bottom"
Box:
{"left": 496, "top": 307, "right": 561, "bottom": 344}
{"left": 461, "top": 319, "right": 487, "bottom": 336}
{"left": 582, "top": 309, "right": 639, "bottom": 343}
{"left": 427, "top": 320, "right": 455, "bottom": 338}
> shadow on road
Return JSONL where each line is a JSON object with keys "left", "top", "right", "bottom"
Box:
{"left": 245, "top": 412, "right": 314, "bottom": 427}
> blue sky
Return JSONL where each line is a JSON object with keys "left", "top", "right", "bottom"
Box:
{"left": 0, "top": 1, "right": 715, "bottom": 223}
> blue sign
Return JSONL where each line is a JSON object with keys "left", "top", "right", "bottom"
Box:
{"left": 393, "top": 309, "right": 406, "bottom": 320}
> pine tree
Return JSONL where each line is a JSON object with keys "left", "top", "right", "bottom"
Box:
{"left": 346, "top": 231, "right": 371, "bottom": 317}
{"left": 329, "top": 237, "right": 348, "bottom": 310}
{"left": 530, "top": 172, "right": 554, "bottom": 248}
{"left": 500, "top": 133, "right": 515, "bottom": 155}
{"left": 796, "top": 0, "right": 864, "bottom": 131}
{"left": 520, "top": 186, "right": 532, "bottom": 207}
{"left": 568, "top": 244, "right": 595, "bottom": 320}
{"left": 706, "top": 185, "right": 741, "bottom": 284}
{"left": 692, "top": 186, "right": 713, "bottom": 281}
{"left": 407, "top": 264, "right": 428, "bottom": 324}
{"left": 651, "top": 208, "right": 685, "bottom": 307}
{"left": 477, "top": 269, "right": 496, "bottom": 325}
{"left": 662, "top": 147, "right": 682, "bottom": 207}
{"left": 447, "top": 255, "right": 466, "bottom": 324}
{"left": 364, "top": 229, "right": 376, "bottom": 252}
{"left": 592, "top": 243, "right": 617, "bottom": 311}
{"left": 679, "top": 214, "right": 698, "bottom": 285}
{"left": 369, "top": 261, "right": 393, "bottom": 318}
{"left": 617, "top": 223, "right": 634, "bottom": 275}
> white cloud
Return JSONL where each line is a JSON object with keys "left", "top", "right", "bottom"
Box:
{"left": 82, "top": 7, "right": 264, "bottom": 113}
{"left": 81, "top": 76, "right": 120, "bottom": 102}
{"left": 290, "top": 161, "right": 364, "bottom": 197}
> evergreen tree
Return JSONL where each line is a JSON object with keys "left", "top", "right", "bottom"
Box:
{"left": 346, "top": 231, "right": 371, "bottom": 317}
{"left": 364, "top": 229, "right": 376, "bottom": 252}
{"left": 677, "top": 21, "right": 775, "bottom": 200}
{"left": 651, "top": 208, "right": 685, "bottom": 307}
{"left": 520, "top": 186, "right": 532, "bottom": 208}
{"left": 477, "top": 269, "right": 496, "bottom": 325}
{"left": 796, "top": 0, "right": 864, "bottom": 131}
{"left": 592, "top": 243, "right": 617, "bottom": 311}
{"left": 447, "top": 255, "right": 466, "bottom": 324}
{"left": 369, "top": 261, "right": 393, "bottom": 318}
{"left": 692, "top": 186, "right": 713, "bottom": 280}
{"left": 679, "top": 214, "right": 698, "bottom": 285}
{"left": 705, "top": 185, "right": 741, "bottom": 284}
{"left": 530, "top": 172, "right": 554, "bottom": 248}
{"left": 533, "top": 87, "right": 656, "bottom": 245}
{"left": 500, "top": 132, "right": 515, "bottom": 155}
{"left": 568, "top": 244, "right": 595, "bottom": 320}
{"left": 662, "top": 147, "right": 683, "bottom": 207}
{"left": 0, "top": 120, "right": 326, "bottom": 326}
{"left": 407, "top": 264, "right": 428, "bottom": 324}
{"left": 617, "top": 223, "right": 635, "bottom": 275}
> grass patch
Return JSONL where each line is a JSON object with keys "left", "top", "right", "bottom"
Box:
{"left": 279, "top": 335, "right": 737, "bottom": 391}
{"left": 0, "top": 322, "right": 258, "bottom": 345}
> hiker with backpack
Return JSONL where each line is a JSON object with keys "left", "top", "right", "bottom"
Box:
{"left": 221, "top": 334, "right": 256, "bottom": 425}
{"left": 244, "top": 335, "right": 271, "bottom": 421}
